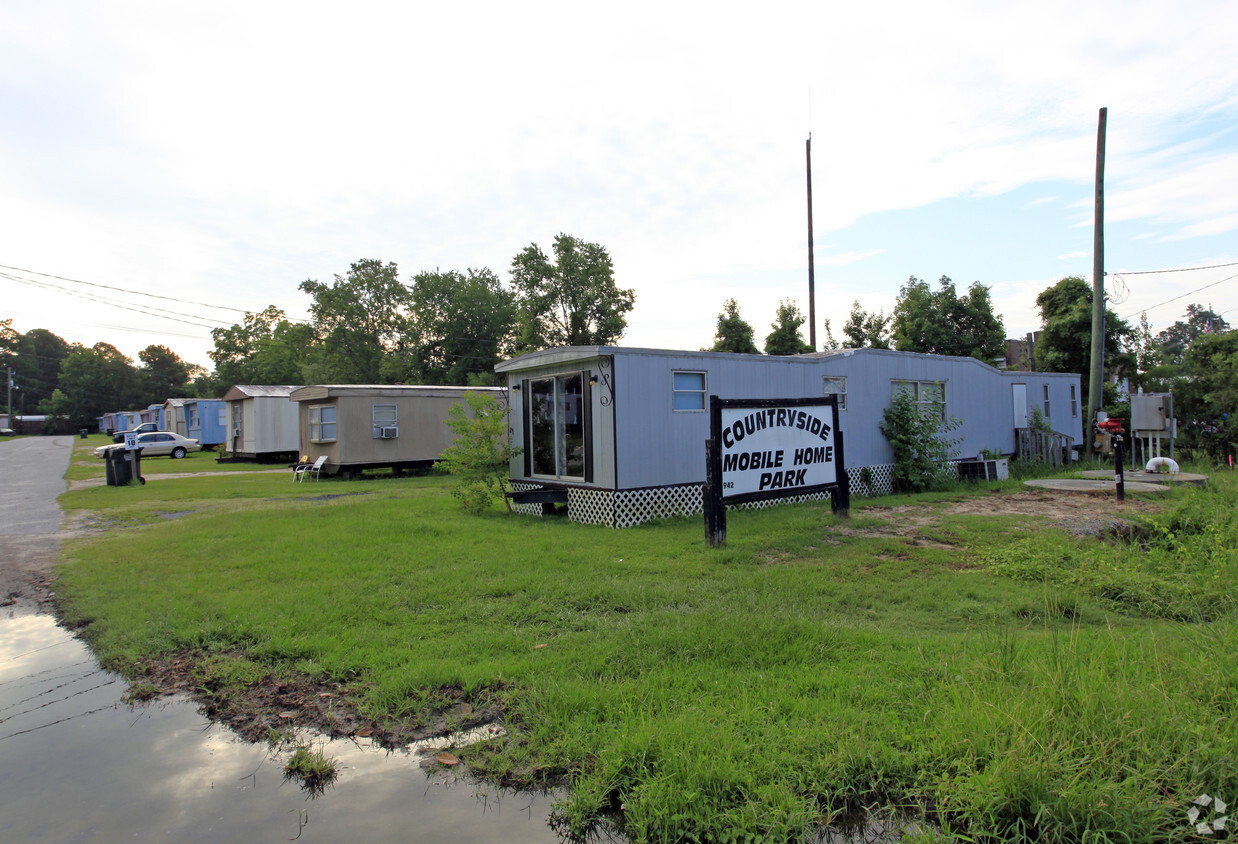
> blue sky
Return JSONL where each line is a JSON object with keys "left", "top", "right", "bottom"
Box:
{"left": 2, "top": 0, "right": 1236, "bottom": 369}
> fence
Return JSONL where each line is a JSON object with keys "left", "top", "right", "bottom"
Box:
{"left": 1016, "top": 427, "right": 1073, "bottom": 468}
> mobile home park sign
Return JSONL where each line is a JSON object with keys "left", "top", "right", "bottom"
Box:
{"left": 704, "top": 396, "right": 848, "bottom": 547}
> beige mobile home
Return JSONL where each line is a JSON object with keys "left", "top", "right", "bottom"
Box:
{"left": 162, "top": 398, "right": 189, "bottom": 436}
{"left": 289, "top": 385, "right": 507, "bottom": 478}
{"left": 222, "top": 385, "right": 302, "bottom": 462}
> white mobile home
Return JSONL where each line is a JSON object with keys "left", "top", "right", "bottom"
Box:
{"left": 495, "top": 346, "right": 1085, "bottom": 527}
{"left": 289, "top": 385, "right": 507, "bottom": 478}
{"left": 222, "top": 385, "right": 302, "bottom": 462}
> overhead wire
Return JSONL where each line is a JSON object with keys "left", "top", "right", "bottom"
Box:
{"left": 0, "top": 263, "right": 251, "bottom": 314}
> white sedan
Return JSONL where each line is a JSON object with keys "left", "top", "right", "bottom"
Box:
{"left": 94, "top": 432, "right": 201, "bottom": 459}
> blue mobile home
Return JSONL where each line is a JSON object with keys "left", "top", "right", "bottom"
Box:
{"left": 495, "top": 346, "right": 1084, "bottom": 527}
{"left": 182, "top": 398, "right": 228, "bottom": 448}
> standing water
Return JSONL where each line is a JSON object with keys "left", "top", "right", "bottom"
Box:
{"left": 0, "top": 610, "right": 566, "bottom": 842}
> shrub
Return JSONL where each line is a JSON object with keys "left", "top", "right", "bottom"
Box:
{"left": 439, "top": 392, "right": 522, "bottom": 514}
{"left": 879, "top": 390, "right": 960, "bottom": 493}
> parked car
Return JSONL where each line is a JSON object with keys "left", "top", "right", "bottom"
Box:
{"left": 95, "top": 432, "right": 201, "bottom": 459}
{"left": 0, "top": 427, "right": 15, "bottom": 437}
{"left": 112, "top": 422, "right": 160, "bottom": 443}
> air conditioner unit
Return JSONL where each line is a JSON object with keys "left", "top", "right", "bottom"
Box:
{"left": 378, "top": 426, "right": 399, "bottom": 439}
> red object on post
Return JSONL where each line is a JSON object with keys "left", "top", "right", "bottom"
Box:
{"left": 1097, "top": 418, "right": 1125, "bottom": 433}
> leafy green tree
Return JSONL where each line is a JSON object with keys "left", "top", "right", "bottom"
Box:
{"left": 1034, "top": 276, "right": 1133, "bottom": 410}
{"left": 879, "top": 388, "right": 961, "bottom": 493}
{"left": 137, "top": 345, "right": 191, "bottom": 403}
{"left": 891, "top": 275, "right": 1005, "bottom": 360}
{"left": 764, "top": 299, "right": 813, "bottom": 355}
{"left": 5, "top": 328, "right": 71, "bottom": 408}
{"left": 300, "top": 259, "right": 414, "bottom": 383}
{"left": 1155, "top": 304, "right": 1230, "bottom": 369}
{"left": 510, "top": 234, "right": 634, "bottom": 351}
{"left": 48, "top": 343, "right": 140, "bottom": 427}
{"left": 842, "top": 301, "right": 891, "bottom": 349}
{"left": 439, "top": 392, "right": 522, "bottom": 514}
{"left": 710, "top": 299, "right": 760, "bottom": 354}
{"left": 209, "top": 305, "right": 317, "bottom": 390}
{"left": 1174, "top": 329, "right": 1238, "bottom": 458}
{"left": 407, "top": 268, "right": 517, "bottom": 384}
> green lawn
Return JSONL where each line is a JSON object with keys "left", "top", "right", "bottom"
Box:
{"left": 66, "top": 434, "right": 291, "bottom": 481}
{"left": 53, "top": 437, "right": 1237, "bottom": 843}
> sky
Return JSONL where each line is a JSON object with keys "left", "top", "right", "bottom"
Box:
{"left": 2, "top": 0, "right": 1237, "bottom": 372}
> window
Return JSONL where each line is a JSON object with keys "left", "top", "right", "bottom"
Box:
{"left": 1070, "top": 385, "right": 1078, "bottom": 418}
{"left": 822, "top": 376, "right": 847, "bottom": 410}
{"left": 891, "top": 380, "right": 946, "bottom": 420}
{"left": 186, "top": 405, "right": 199, "bottom": 427}
{"left": 372, "top": 404, "right": 398, "bottom": 438}
{"left": 1043, "top": 384, "right": 1051, "bottom": 417}
{"left": 672, "top": 371, "right": 706, "bottom": 411}
{"left": 527, "top": 373, "right": 588, "bottom": 479}
{"left": 308, "top": 405, "right": 337, "bottom": 442}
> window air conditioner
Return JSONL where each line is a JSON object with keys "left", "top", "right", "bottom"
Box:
{"left": 378, "top": 426, "right": 399, "bottom": 439}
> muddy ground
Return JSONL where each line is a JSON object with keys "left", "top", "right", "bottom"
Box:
{"left": 24, "top": 487, "right": 1161, "bottom": 758}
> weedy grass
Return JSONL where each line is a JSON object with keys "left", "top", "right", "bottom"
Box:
{"left": 53, "top": 439, "right": 1238, "bottom": 843}
{"left": 66, "top": 435, "right": 290, "bottom": 481}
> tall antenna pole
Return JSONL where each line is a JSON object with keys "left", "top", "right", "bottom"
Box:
{"left": 1086, "top": 107, "right": 1107, "bottom": 457}
{"left": 806, "top": 135, "right": 817, "bottom": 350}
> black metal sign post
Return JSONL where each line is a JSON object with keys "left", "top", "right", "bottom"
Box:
{"left": 705, "top": 395, "right": 848, "bottom": 548}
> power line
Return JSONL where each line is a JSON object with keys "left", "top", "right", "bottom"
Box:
{"left": 1120, "top": 272, "right": 1238, "bottom": 321}
{"left": 0, "top": 263, "right": 251, "bottom": 314}
{"left": 3, "top": 274, "right": 224, "bottom": 331}
{"left": 1113, "top": 260, "right": 1238, "bottom": 277}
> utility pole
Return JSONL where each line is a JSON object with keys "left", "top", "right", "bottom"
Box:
{"left": 5, "top": 367, "right": 11, "bottom": 423}
{"left": 806, "top": 135, "right": 817, "bottom": 350}
{"left": 1086, "top": 107, "right": 1107, "bottom": 458}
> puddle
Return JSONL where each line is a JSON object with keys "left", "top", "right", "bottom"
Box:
{"left": 0, "top": 611, "right": 566, "bottom": 843}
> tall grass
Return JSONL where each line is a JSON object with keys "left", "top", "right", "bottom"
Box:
{"left": 53, "top": 453, "right": 1238, "bottom": 842}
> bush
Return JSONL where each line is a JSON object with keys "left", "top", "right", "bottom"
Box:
{"left": 879, "top": 390, "right": 960, "bottom": 493}
{"left": 439, "top": 392, "right": 522, "bottom": 514}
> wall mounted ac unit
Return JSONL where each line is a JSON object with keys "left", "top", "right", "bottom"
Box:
{"left": 378, "top": 426, "right": 399, "bottom": 439}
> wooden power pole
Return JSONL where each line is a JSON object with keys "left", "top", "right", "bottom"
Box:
{"left": 806, "top": 135, "right": 817, "bottom": 350}
{"left": 1086, "top": 107, "right": 1107, "bottom": 457}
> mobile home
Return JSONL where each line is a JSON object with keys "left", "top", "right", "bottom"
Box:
{"left": 222, "top": 385, "right": 302, "bottom": 462}
{"left": 289, "top": 385, "right": 507, "bottom": 478}
{"left": 495, "top": 346, "right": 1085, "bottom": 527}
{"left": 182, "top": 398, "right": 228, "bottom": 448}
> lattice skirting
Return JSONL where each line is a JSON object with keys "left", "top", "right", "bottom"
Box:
{"left": 511, "top": 463, "right": 896, "bottom": 528}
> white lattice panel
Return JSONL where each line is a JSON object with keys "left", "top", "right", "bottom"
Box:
{"left": 613, "top": 484, "right": 703, "bottom": 528}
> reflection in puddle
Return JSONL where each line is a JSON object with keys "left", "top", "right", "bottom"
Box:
{"left": 0, "top": 612, "right": 565, "bottom": 843}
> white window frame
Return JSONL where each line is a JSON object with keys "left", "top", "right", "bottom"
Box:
{"left": 1043, "top": 384, "right": 1051, "bottom": 418}
{"left": 891, "top": 379, "right": 946, "bottom": 421}
{"left": 308, "top": 404, "right": 337, "bottom": 443}
{"left": 372, "top": 404, "right": 398, "bottom": 438}
{"left": 1070, "top": 385, "right": 1078, "bottom": 418}
{"left": 822, "top": 376, "right": 848, "bottom": 410}
{"left": 672, "top": 370, "right": 707, "bottom": 412}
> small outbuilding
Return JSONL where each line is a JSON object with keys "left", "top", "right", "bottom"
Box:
{"left": 162, "top": 399, "right": 189, "bottom": 436}
{"left": 288, "top": 385, "right": 507, "bottom": 478}
{"left": 221, "top": 385, "right": 302, "bottom": 462}
{"left": 495, "top": 346, "right": 1085, "bottom": 527}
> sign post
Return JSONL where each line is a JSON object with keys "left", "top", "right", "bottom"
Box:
{"left": 704, "top": 396, "right": 848, "bottom": 547}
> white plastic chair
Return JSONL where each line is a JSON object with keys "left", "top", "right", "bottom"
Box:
{"left": 294, "top": 455, "right": 327, "bottom": 482}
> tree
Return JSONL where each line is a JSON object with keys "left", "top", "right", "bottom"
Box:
{"left": 10, "top": 328, "right": 70, "bottom": 408}
{"left": 891, "top": 275, "right": 1005, "bottom": 361}
{"left": 510, "top": 234, "right": 635, "bottom": 351}
{"left": 300, "top": 259, "right": 414, "bottom": 383}
{"left": 137, "top": 345, "right": 191, "bottom": 403}
{"left": 1173, "top": 329, "right": 1238, "bottom": 458}
{"left": 1034, "top": 277, "right": 1133, "bottom": 410}
{"left": 710, "top": 299, "right": 760, "bottom": 354}
{"left": 49, "top": 343, "right": 140, "bottom": 427}
{"left": 842, "top": 301, "right": 891, "bottom": 349}
{"left": 1155, "top": 304, "right": 1230, "bottom": 369}
{"left": 764, "top": 299, "right": 814, "bottom": 356}
{"left": 407, "top": 268, "right": 517, "bottom": 384}
{"left": 209, "top": 305, "right": 317, "bottom": 390}
{"left": 439, "top": 392, "right": 522, "bottom": 514}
